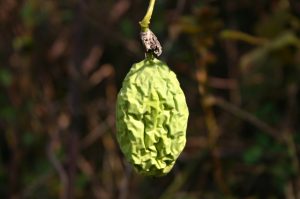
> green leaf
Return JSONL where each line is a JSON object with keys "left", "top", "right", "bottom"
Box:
{"left": 120, "top": 18, "right": 135, "bottom": 38}
{"left": 13, "top": 35, "right": 33, "bottom": 51}
{"left": 0, "top": 69, "right": 12, "bottom": 87}
{"left": 243, "top": 145, "right": 263, "bottom": 164}
{"left": 0, "top": 106, "right": 17, "bottom": 121}
{"left": 22, "top": 132, "right": 35, "bottom": 147}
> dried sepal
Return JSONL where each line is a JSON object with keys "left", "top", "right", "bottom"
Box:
{"left": 140, "top": 29, "right": 162, "bottom": 57}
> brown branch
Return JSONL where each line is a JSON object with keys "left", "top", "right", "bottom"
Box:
{"left": 65, "top": 0, "right": 85, "bottom": 198}
{"left": 282, "top": 84, "right": 300, "bottom": 198}
{"left": 47, "top": 139, "right": 68, "bottom": 199}
{"left": 23, "top": 171, "right": 53, "bottom": 198}
{"left": 77, "top": 156, "right": 109, "bottom": 199}
{"left": 207, "top": 96, "right": 282, "bottom": 142}
{"left": 7, "top": 128, "right": 22, "bottom": 198}
{"left": 208, "top": 77, "right": 237, "bottom": 90}
{"left": 196, "top": 48, "right": 231, "bottom": 195}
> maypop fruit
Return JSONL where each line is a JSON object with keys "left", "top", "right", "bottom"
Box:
{"left": 116, "top": 57, "right": 189, "bottom": 176}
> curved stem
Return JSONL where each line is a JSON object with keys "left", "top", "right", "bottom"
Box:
{"left": 139, "top": 0, "right": 156, "bottom": 32}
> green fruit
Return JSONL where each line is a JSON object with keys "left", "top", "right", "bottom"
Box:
{"left": 116, "top": 57, "right": 189, "bottom": 176}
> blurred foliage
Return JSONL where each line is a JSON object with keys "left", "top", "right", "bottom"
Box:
{"left": 0, "top": 0, "right": 299, "bottom": 198}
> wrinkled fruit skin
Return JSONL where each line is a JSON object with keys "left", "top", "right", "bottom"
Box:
{"left": 116, "top": 58, "right": 189, "bottom": 176}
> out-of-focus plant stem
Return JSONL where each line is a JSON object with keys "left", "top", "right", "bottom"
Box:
{"left": 208, "top": 96, "right": 282, "bottom": 142}
{"left": 220, "top": 30, "right": 268, "bottom": 45}
{"left": 196, "top": 48, "right": 230, "bottom": 195}
{"left": 283, "top": 84, "right": 300, "bottom": 198}
{"left": 66, "top": 0, "right": 85, "bottom": 198}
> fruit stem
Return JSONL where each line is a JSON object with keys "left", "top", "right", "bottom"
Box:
{"left": 139, "top": 0, "right": 156, "bottom": 32}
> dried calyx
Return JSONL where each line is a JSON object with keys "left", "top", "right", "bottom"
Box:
{"left": 140, "top": 29, "right": 162, "bottom": 57}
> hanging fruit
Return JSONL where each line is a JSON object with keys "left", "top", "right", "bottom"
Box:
{"left": 116, "top": 0, "right": 189, "bottom": 176}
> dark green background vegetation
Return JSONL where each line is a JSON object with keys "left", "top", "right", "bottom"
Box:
{"left": 0, "top": 0, "right": 300, "bottom": 198}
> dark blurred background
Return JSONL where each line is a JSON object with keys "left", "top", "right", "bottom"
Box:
{"left": 0, "top": 0, "right": 300, "bottom": 198}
